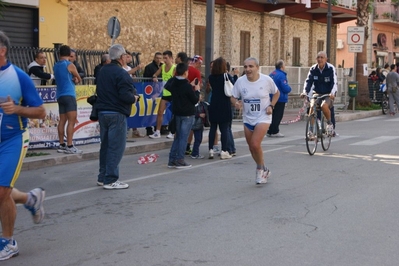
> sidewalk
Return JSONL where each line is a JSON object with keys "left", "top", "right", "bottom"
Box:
{"left": 22, "top": 108, "right": 383, "bottom": 171}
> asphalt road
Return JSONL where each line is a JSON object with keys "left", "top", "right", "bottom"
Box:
{"left": 7, "top": 115, "right": 399, "bottom": 266}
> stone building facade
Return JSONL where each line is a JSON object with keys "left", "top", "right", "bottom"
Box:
{"left": 68, "top": 0, "right": 337, "bottom": 67}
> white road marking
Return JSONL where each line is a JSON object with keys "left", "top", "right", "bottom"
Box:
{"left": 350, "top": 136, "right": 399, "bottom": 146}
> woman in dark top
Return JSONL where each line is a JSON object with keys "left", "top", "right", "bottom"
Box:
{"left": 208, "top": 57, "right": 235, "bottom": 160}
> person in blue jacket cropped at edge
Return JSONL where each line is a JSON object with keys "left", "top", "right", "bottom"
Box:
{"left": 267, "top": 60, "right": 292, "bottom": 137}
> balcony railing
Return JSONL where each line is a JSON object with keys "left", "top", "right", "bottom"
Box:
{"left": 374, "top": 2, "right": 399, "bottom": 22}
{"left": 331, "top": 0, "right": 357, "bottom": 10}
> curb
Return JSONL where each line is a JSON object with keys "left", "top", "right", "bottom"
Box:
{"left": 335, "top": 110, "right": 382, "bottom": 122}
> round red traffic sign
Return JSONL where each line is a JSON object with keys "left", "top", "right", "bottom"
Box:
{"left": 351, "top": 34, "right": 360, "bottom": 43}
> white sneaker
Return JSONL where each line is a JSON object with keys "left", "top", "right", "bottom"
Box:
{"left": 64, "top": 145, "right": 83, "bottom": 154}
{"left": 220, "top": 151, "right": 232, "bottom": 159}
{"left": 103, "top": 181, "right": 129, "bottom": 190}
{"left": 326, "top": 124, "right": 334, "bottom": 136}
{"left": 166, "top": 133, "right": 174, "bottom": 139}
{"left": 256, "top": 169, "right": 265, "bottom": 184}
{"left": 24, "top": 188, "right": 45, "bottom": 224}
{"left": 0, "top": 238, "right": 19, "bottom": 261}
{"left": 263, "top": 168, "right": 271, "bottom": 182}
{"left": 208, "top": 149, "right": 214, "bottom": 159}
{"left": 213, "top": 145, "right": 220, "bottom": 154}
{"left": 149, "top": 131, "right": 161, "bottom": 139}
{"left": 271, "top": 132, "right": 284, "bottom": 137}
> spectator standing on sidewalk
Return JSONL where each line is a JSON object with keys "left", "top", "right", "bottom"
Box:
{"left": 53, "top": 45, "right": 83, "bottom": 154}
{"left": 95, "top": 44, "right": 139, "bottom": 189}
{"left": 69, "top": 49, "right": 85, "bottom": 81}
{"left": 149, "top": 50, "right": 176, "bottom": 139}
{"left": 143, "top": 52, "right": 163, "bottom": 136}
{"left": 93, "top": 54, "right": 111, "bottom": 84}
{"left": 27, "top": 51, "right": 54, "bottom": 86}
{"left": 0, "top": 30, "right": 47, "bottom": 260}
{"left": 208, "top": 57, "right": 235, "bottom": 160}
{"left": 386, "top": 64, "right": 399, "bottom": 116}
{"left": 267, "top": 60, "right": 292, "bottom": 137}
{"left": 167, "top": 63, "right": 200, "bottom": 168}
{"left": 232, "top": 57, "right": 280, "bottom": 185}
{"left": 190, "top": 92, "right": 209, "bottom": 159}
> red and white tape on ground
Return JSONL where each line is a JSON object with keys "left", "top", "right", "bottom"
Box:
{"left": 280, "top": 100, "right": 308, "bottom": 125}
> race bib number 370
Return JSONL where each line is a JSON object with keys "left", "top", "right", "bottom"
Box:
{"left": 244, "top": 99, "right": 261, "bottom": 114}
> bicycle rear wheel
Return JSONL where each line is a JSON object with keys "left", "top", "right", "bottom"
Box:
{"left": 305, "top": 115, "right": 318, "bottom": 155}
{"left": 382, "top": 94, "right": 389, "bottom": 115}
{"left": 321, "top": 115, "right": 331, "bottom": 151}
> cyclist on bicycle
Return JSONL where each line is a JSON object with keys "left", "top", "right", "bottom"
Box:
{"left": 301, "top": 51, "right": 337, "bottom": 136}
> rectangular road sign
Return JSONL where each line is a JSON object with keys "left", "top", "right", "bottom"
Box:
{"left": 347, "top": 27, "right": 365, "bottom": 45}
{"left": 348, "top": 45, "right": 363, "bottom": 53}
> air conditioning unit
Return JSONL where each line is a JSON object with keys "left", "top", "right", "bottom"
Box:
{"left": 337, "top": 39, "right": 344, "bottom": 49}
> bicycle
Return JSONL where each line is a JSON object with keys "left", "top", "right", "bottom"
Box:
{"left": 305, "top": 94, "right": 332, "bottom": 156}
{"left": 381, "top": 93, "right": 398, "bottom": 115}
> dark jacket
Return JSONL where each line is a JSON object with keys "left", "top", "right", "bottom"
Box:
{"left": 143, "top": 61, "right": 162, "bottom": 78}
{"left": 95, "top": 60, "right": 137, "bottom": 116}
{"left": 73, "top": 61, "right": 85, "bottom": 79}
{"left": 166, "top": 77, "right": 199, "bottom": 116}
{"left": 27, "top": 61, "right": 52, "bottom": 85}
{"left": 270, "top": 69, "right": 291, "bottom": 103}
{"left": 304, "top": 62, "right": 337, "bottom": 95}
{"left": 208, "top": 73, "right": 234, "bottom": 123}
{"left": 93, "top": 63, "right": 103, "bottom": 84}
{"left": 192, "top": 101, "right": 210, "bottom": 130}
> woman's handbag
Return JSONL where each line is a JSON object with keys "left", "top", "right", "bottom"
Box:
{"left": 224, "top": 73, "right": 234, "bottom": 97}
{"left": 87, "top": 95, "right": 98, "bottom": 121}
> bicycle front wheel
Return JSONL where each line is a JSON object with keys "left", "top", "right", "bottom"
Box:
{"left": 305, "top": 115, "right": 318, "bottom": 155}
{"left": 321, "top": 115, "right": 331, "bottom": 151}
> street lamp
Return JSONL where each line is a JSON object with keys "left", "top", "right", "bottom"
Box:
{"left": 327, "top": 0, "right": 332, "bottom": 59}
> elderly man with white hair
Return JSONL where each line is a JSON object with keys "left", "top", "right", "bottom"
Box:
{"left": 95, "top": 44, "right": 139, "bottom": 190}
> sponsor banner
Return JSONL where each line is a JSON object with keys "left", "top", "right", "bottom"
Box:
{"left": 29, "top": 82, "right": 171, "bottom": 149}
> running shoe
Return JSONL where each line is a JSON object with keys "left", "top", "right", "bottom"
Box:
{"left": 149, "top": 131, "right": 161, "bottom": 139}
{"left": 307, "top": 131, "right": 315, "bottom": 141}
{"left": 220, "top": 151, "right": 232, "bottom": 159}
{"left": 97, "top": 181, "right": 104, "bottom": 186}
{"left": 255, "top": 169, "right": 265, "bottom": 184}
{"left": 326, "top": 124, "right": 334, "bottom": 136}
{"left": 103, "top": 181, "right": 129, "bottom": 189}
{"left": 167, "top": 161, "right": 177, "bottom": 169}
{"left": 24, "top": 187, "right": 45, "bottom": 224}
{"left": 65, "top": 145, "right": 83, "bottom": 154}
{"left": 208, "top": 149, "right": 214, "bottom": 159}
{"left": 57, "top": 145, "right": 66, "bottom": 153}
{"left": 190, "top": 154, "right": 204, "bottom": 159}
{"left": 166, "top": 133, "right": 174, "bottom": 139}
{"left": 0, "top": 238, "right": 19, "bottom": 261}
{"left": 270, "top": 132, "right": 284, "bottom": 137}
{"left": 175, "top": 160, "right": 192, "bottom": 169}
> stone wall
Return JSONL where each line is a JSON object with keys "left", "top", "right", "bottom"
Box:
{"left": 68, "top": 0, "right": 335, "bottom": 67}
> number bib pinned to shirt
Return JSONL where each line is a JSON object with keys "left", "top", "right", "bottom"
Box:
{"left": 244, "top": 99, "right": 261, "bottom": 114}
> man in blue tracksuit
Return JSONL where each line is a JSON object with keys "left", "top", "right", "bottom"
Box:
{"left": 267, "top": 60, "right": 292, "bottom": 137}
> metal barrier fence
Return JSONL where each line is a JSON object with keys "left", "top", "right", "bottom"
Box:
{"left": 8, "top": 46, "right": 141, "bottom": 84}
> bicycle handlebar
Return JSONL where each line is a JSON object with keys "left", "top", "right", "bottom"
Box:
{"left": 312, "top": 94, "right": 330, "bottom": 99}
